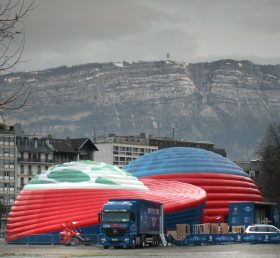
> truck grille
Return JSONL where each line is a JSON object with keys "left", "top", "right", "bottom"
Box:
{"left": 103, "top": 228, "right": 127, "bottom": 237}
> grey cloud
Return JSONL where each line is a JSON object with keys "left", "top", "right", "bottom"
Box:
{"left": 147, "top": 0, "right": 280, "bottom": 34}
{"left": 14, "top": 0, "right": 280, "bottom": 71}
{"left": 20, "top": 26, "right": 197, "bottom": 71}
{"left": 26, "top": 0, "right": 173, "bottom": 43}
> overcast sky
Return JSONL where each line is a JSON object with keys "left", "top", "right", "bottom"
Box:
{"left": 16, "top": 0, "right": 280, "bottom": 72}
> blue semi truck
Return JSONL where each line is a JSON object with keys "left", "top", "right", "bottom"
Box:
{"left": 99, "top": 199, "right": 166, "bottom": 249}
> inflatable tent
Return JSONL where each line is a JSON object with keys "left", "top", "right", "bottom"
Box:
{"left": 125, "top": 147, "right": 263, "bottom": 223}
{"left": 6, "top": 160, "right": 206, "bottom": 243}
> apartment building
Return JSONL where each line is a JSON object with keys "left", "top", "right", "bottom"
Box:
{"left": 16, "top": 136, "right": 98, "bottom": 192}
{"left": 235, "top": 159, "right": 262, "bottom": 179}
{"left": 148, "top": 137, "right": 227, "bottom": 157}
{"left": 94, "top": 133, "right": 226, "bottom": 168}
{"left": 16, "top": 136, "right": 54, "bottom": 191}
{"left": 95, "top": 134, "right": 158, "bottom": 168}
{"left": 0, "top": 124, "right": 16, "bottom": 231}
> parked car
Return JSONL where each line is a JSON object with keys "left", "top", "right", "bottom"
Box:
{"left": 245, "top": 224, "right": 280, "bottom": 234}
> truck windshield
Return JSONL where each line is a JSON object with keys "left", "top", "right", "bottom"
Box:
{"left": 102, "top": 212, "right": 131, "bottom": 222}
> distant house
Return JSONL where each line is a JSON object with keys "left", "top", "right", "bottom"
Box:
{"left": 235, "top": 159, "right": 262, "bottom": 179}
{"left": 48, "top": 138, "right": 98, "bottom": 163}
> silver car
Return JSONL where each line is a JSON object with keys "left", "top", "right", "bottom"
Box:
{"left": 245, "top": 224, "right": 280, "bottom": 234}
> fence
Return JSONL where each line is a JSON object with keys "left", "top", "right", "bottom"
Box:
{"left": 0, "top": 230, "right": 5, "bottom": 239}
{"left": 166, "top": 223, "right": 280, "bottom": 246}
{"left": 168, "top": 232, "right": 280, "bottom": 246}
{"left": 1, "top": 233, "right": 101, "bottom": 246}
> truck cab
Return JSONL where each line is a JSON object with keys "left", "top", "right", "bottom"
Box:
{"left": 99, "top": 199, "right": 165, "bottom": 249}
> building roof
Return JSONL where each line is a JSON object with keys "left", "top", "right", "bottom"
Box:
{"left": 48, "top": 138, "right": 98, "bottom": 153}
{"left": 69, "top": 138, "right": 98, "bottom": 151}
{"left": 48, "top": 139, "right": 75, "bottom": 153}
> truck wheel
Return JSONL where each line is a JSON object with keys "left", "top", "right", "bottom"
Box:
{"left": 103, "top": 246, "right": 109, "bottom": 249}
{"left": 131, "top": 239, "right": 136, "bottom": 249}
{"left": 141, "top": 238, "right": 145, "bottom": 248}
{"left": 84, "top": 238, "right": 91, "bottom": 246}
{"left": 69, "top": 238, "right": 78, "bottom": 246}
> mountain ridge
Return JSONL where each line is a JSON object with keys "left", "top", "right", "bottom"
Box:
{"left": 1, "top": 59, "right": 280, "bottom": 160}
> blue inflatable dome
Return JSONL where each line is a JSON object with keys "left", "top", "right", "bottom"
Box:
{"left": 125, "top": 147, "right": 263, "bottom": 223}
{"left": 125, "top": 147, "right": 249, "bottom": 177}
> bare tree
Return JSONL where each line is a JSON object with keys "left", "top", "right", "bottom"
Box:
{"left": 257, "top": 122, "right": 280, "bottom": 209}
{"left": 0, "top": 0, "right": 34, "bottom": 121}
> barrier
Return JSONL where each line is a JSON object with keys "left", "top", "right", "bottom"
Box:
{"left": 167, "top": 223, "right": 280, "bottom": 246}
{"left": 170, "top": 233, "right": 280, "bottom": 246}
{"left": 191, "top": 224, "right": 210, "bottom": 234}
{"left": 0, "top": 230, "right": 5, "bottom": 239}
{"left": 5, "top": 234, "right": 100, "bottom": 245}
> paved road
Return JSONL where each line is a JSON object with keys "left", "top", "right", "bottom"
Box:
{"left": 1, "top": 241, "right": 280, "bottom": 257}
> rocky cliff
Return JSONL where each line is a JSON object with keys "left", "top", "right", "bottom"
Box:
{"left": 1, "top": 59, "right": 280, "bottom": 160}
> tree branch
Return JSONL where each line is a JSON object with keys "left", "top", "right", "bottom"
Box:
{"left": 0, "top": 0, "right": 35, "bottom": 120}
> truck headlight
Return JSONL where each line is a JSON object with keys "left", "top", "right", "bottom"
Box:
{"left": 101, "top": 238, "right": 106, "bottom": 242}
{"left": 124, "top": 238, "right": 129, "bottom": 242}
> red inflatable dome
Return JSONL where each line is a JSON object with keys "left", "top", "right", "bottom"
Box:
{"left": 6, "top": 161, "right": 206, "bottom": 243}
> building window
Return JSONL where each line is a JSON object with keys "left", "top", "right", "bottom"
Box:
{"left": 249, "top": 170, "right": 255, "bottom": 178}
{"left": 20, "top": 165, "right": 24, "bottom": 174}
{"left": 4, "top": 149, "right": 10, "bottom": 156}
{"left": 33, "top": 153, "right": 39, "bottom": 161}
{"left": 28, "top": 165, "right": 32, "bottom": 176}
{"left": 20, "top": 178, "right": 24, "bottom": 187}
{"left": 37, "top": 166, "right": 41, "bottom": 174}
